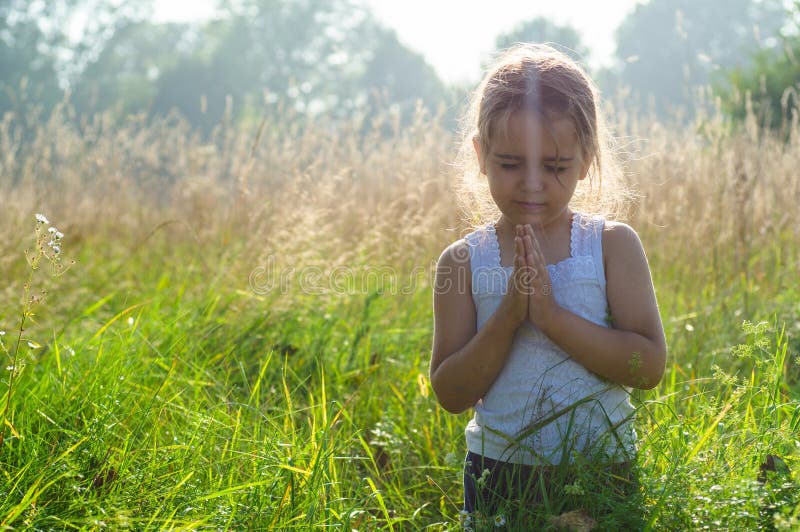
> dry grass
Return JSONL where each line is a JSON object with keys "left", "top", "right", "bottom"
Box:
{"left": 1, "top": 98, "right": 798, "bottom": 310}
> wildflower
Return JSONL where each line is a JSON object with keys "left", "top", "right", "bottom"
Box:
{"left": 477, "top": 467, "right": 491, "bottom": 487}
{"left": 51, "top": 245, "right": 61, "bottom": 255}
{"left": 35, "top": 213, "right": 49, "bottom": 224}
{"left": 0, "top": 331, "right": 5, "bottom": 336}
{"left": 493, "top": 514, "right": 506, "bottom": 527}
{"left": 458, "top": 510, "right": 472, "bottom": 527}
{"left": 47, "top": 227, "right": 64, "bottom": 240}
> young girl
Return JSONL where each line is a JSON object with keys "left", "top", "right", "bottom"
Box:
{"left": 430, "top": 45, "right": 667, "bottom": 522}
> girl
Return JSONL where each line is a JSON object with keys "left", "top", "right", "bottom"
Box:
{"left": 430, "top": 44, "right": 666, "bottom": 523}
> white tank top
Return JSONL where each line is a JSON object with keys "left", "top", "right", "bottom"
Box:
{"left": 463, "top": 212, "right": 636, "bottom": 465}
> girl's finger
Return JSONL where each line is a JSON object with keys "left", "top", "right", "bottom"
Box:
{"left": 527, "top": 227, "right": 544, "bottom": 262}
{"left": 524, "top": 234, "right": 534, "bottom": 265}
{"left": 516, "top": 227, "right": 526, "bottom": 264}
{"left": 526, "top": 224, "right": 537, "bottom": 248}
{"left": 526, "top": 225, "right": 537, "bottom": 251}
{"left": 516, "top": 237, "right": 529, "bottom": 276}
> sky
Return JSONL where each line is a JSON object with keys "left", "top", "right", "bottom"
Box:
{"left": 153, "top": 0, "right": 644, "bottom": 85}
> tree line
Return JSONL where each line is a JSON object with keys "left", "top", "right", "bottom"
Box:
{"left": 1, "top": 0, "right": 798, "bottom": 131}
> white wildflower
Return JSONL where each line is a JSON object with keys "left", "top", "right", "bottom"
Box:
{"left": 52, "top": 245, "right": 61, "bottom": 255}
{"left": 35, "top": 213, "right": 49, "bottom": 224}
{"left": 27, "top": 341, "right": 41, "bottom": 349}
{"left": 494, "top": 514, "right": 506, "bottom": 527}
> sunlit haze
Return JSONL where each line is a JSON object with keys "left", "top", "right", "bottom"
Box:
{"left": 154, "top": 0, "right": 643, "bottom": 85}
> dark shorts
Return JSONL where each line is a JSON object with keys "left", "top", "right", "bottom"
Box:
{"left": 463, "top": 451, "right": 642, "bottom": 527}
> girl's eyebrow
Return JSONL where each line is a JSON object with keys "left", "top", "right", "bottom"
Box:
{"left": 543, "top": 156, "right": 574, "bottom": 162}
{"left": 493, "top": 153, "right": 524, "bottom": 160}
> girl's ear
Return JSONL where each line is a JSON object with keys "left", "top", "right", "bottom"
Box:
{"left": 472, "top": 136, "right": 486, "bottom": 175}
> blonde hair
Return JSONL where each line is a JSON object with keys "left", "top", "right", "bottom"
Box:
{"left": 455, "top": 43, "right": 630, "bottom": 228}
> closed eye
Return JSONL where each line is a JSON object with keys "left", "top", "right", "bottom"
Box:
{"left": 500, "top": 163, "right": 520, "bottom": 170}
{"left": 545, "top": 165, "right": 568, "bottom": 173}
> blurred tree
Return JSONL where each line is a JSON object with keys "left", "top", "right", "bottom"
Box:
{"left": 716, "top": 1, "right": 800, "bottom": 131}
{"left": 72, "top": 20, "right": 190, "bottom": 117}
{"left": 359, "top": 22, "right": 448, "bottom": 119}
{"left": 2, "top": 0, "right": 448, "bottom": 131}
{"left": 0, "top": 1, "right": 65, "bottom": 117}
{"left": 494, "top": 17, "right": 589, "bottom": 63}
{"left": 0, "top": 0, "right": 151, "bottom": 117}
{"left": 613, "top": 0, "right": 785, "bottom": 115}
{"left": 148, "top": 0, "right": 448, "bottom": 131}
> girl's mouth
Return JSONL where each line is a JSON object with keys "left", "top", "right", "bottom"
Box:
{"left": 516, "top": 201, "right": 546, "bottom": 210}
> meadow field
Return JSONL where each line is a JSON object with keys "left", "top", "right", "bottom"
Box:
{"left": 0, "top": 101, "right": 798, "bottom": 530}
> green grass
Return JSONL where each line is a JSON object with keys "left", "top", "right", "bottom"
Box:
{"left": 1, "top": 216, "right": 799, "bottom": 530}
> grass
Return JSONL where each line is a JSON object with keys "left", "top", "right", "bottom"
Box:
{"left": 0, "top": 101, "right": 799, "bottom": 529}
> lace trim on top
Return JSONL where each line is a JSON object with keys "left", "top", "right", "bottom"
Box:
{"left": 465, "top": 212, "right": 607, "bottom": 324}
{"left": 486, "top": 212, "right": 581, "bottom": 270}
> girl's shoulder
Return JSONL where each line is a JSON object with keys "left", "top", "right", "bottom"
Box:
{"left": 438, "top": 224, "right": 495, "bottom": 261}
{"left": 601, "top": 219, "right": 640, "bottom": 239}
{"left": 600, "top": 220, "right": 647, "bottom": 263}
{"left": 435, "top": 237, "right": 471, "bottom": 274}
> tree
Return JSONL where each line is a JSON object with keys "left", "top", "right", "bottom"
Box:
{"left": 148, "top": 0, "right": 448, "bottom": 130}
{"left": 2, "top": 0, "right": 449, "bottom": 131}
{"left": 0, "top": 1, "right": 65, "bottom": 117}
{"left": 0, "top": 0, "right": 151, "bottom": 118}
{"left": 716, "top": 2, "right": 800, "bottom": 130}
{"left": 71, "top": 20, "right": 191, "bottom": 117}
{"left": 613, "top": 0, "right": 785, "bottom": 115}
{"left": 358, "top": 23, "right": 448, "bottom": 119}
{"left": 495, "top": 17, "right": 589, "bottom": 63}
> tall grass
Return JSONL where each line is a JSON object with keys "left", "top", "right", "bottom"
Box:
{"left": 0, "top": 99, "right": 798, "bottom": 529}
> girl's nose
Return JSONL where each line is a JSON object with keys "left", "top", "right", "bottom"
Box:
{"left": 524, "top": 168, "right": 545, "bottom": 192}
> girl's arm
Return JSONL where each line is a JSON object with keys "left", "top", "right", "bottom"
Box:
{"left": 526, "top": 222, "right": 667, "bottom": 389}
{"left": 430, "top": 237, "right": 529, "bottom": 413}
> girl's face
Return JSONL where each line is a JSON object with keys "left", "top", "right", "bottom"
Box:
{"left": 474, "top": 110, "right": 588, "bottom": 231}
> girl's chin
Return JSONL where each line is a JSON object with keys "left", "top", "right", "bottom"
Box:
{"left": 501, "top": 209, "right": 569, "bottom": 229}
